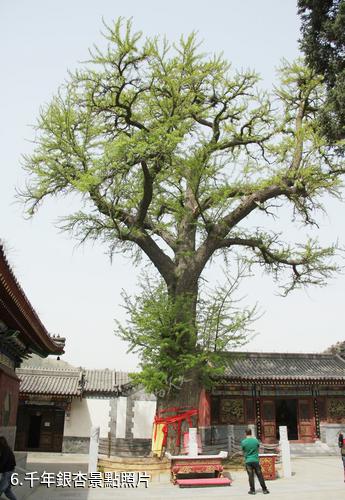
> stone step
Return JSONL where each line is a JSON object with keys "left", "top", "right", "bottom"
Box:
{"left": 203, "top": 446, "right": 228, "bottom": 455}
{"left": 176, "top": 478, "right": 232, "bottom": 488}
{"left": 289, "top": 443, "right": 339, "bottom": 457}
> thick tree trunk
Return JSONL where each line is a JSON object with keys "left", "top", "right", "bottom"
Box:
{"left": 155, "top": 218, "right": 205, "bottom": 453}
{"left": 157, "top": 367, "right": 201, "bottom": 455}
{"left": 166, "top": 279, "right": 199, "bottom": 352}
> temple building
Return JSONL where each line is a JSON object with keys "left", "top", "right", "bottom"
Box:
{"left": 15, "top": 354, "right": 157, "bottom": 456}
{"left": 199, "top": 351, "right": 345, "bottom": 449}
{"left": 0, "top": 243, "right": 64, "bottom": 447}
{"left": 15, "top": 356, "right": 137, "bottom": 453}
{"left": 16, "top": 348, "right": 345, "bottom": 455}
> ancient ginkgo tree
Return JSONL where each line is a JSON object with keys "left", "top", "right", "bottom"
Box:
{"left": 22, "top": 19, "right": 344, "bottom": 408}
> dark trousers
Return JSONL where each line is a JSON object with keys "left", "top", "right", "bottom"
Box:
{"left": 245, "top": 461, "right": 268, "bottom": 492}
{"left": 0, "top": 471, "right": 17, "bottom": 500}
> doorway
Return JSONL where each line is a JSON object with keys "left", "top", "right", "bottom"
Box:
{"left": 27, "top": 414, "right": 42, "bottom": 448}
{"left": 15, "top": 405, "right": 65, "bottom": 452}
{"left": 275, "top": 399, "right": 298, "bottom": 440}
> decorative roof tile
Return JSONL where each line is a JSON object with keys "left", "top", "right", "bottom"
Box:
{"left": 324, "top": 341, "right": 345, "bottom": 357}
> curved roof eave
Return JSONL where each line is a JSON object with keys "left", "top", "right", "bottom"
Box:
{"left": 0, "top": 244, "right": 65, "bottom": 356}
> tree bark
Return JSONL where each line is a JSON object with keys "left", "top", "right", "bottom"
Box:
{"left": 157, "top": 367, "right": 201, "bottom": 455}
{"left": 164, "top": 279, "right": 199, "bottom": 356}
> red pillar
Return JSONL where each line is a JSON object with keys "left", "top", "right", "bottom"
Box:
{"left": 198, "top": 388, "right": 211, "bottom": 427}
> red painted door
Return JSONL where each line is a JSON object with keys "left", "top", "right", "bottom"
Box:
{"left": 261, "top": 399, "right": 276, "bottom": 443}
{"left": 298, "top": 399, "right": 315, "bottom": 442}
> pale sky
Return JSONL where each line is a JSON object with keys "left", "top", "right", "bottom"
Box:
{"left": 1, "top": 1, "right": 344, "bottom": 371}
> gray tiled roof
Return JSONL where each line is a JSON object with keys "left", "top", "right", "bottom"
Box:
{"left": 84, "top": 370, "right": 130, "bottom": 394}
{"left": 17, "top": 366, "right": 131, "bottom": 397}
{"left": 17, "top": 368, "right": 82, "bottom": 396}
{"left": 115, "top": 371, "right": 131, "bottom": 387}
{"left": 220, "top": 352, "right": 345, "bottom": 382}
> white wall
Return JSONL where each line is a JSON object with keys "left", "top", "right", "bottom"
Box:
{"left": 115, "top": 397, "right": 127, "bottom": 438}
{"left": 64, "top": 398, "right": 110, "bottom": 438}
{"left": 64, "top": 399, "right": 91, "bottom": 437}
{"left": 86, "top": 399, "right": 111, "bottom": 437}
{"left": 132, "top": 400, "right": 156, "bottom": 439}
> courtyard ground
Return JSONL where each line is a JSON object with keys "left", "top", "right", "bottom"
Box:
{"left": 13, "top": 454, "right": 345, "bottom": 500}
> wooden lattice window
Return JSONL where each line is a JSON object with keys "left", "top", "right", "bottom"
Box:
{"left": 328, "top": 398, "right": 345, "bottom": 422}
{"left": 245, "top": 398, "right": 255, "bottom": 422}
{"left": 317, "top": 398, "right": 327, "bottom": 421}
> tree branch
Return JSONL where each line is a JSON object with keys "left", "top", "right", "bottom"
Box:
{"left": 136, "top": 160, "right": 153, "bottom": 226}
{"left": 135, "top": 232, "right": 176, "bottom": 286}
{"left": 88, "top": 185, "right": 175, "bottom": 284}
{"left": 214, "top": 235, "right": 338, "bottom": 294}
{"left": 213, "top": 181, "right": 306, "bottom": 239}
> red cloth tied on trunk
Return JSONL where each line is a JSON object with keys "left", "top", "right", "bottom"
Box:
{"left": 154, "top": 406, "right": 198, "bottom": 447}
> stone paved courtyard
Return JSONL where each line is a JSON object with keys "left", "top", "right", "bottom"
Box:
{"left": 11, "top": 455, "right": 345, "bottom": 500}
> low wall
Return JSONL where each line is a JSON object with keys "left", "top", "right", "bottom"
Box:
{"left": 320, "top": 423, "right": 344, "bottom": 446}
{"left": 200, "top": 424, "right": 256, "bottom": 447}
{"left": 62, "top": 436, "right": 90, "bottom": 453}
{"left": 98, "top": 454, "right": 246, "bottom": 484}
{"left": 99, "top": 437, "right": 151, "bottom": 457}
{"left": 98, "top": 456, "right": 171, "bottom": 483}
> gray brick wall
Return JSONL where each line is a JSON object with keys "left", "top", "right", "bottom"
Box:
{"left": 62, "top": 436, "right": 90, "bottom": 453}
{"left": 109, "top": 398, "right": 117, "bottom": 435}
{"left": 125, "top": 395, "right": 134, "bottom": 439}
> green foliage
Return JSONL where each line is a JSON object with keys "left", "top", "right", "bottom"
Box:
{"left": 116, "top": 268, "right": 255, "bottom": 394}
{"left": 298, "top": 0, "right": 345, "bottom": 143}
{"left": 20, "top": 18, "right": 345, "bottom": 397}
{"left": 21, "top": 21, "right": 343, "bottom": 290}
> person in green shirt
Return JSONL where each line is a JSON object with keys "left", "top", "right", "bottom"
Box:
{"left": 241, "top": 429, "right": 270, "bottom": 495}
